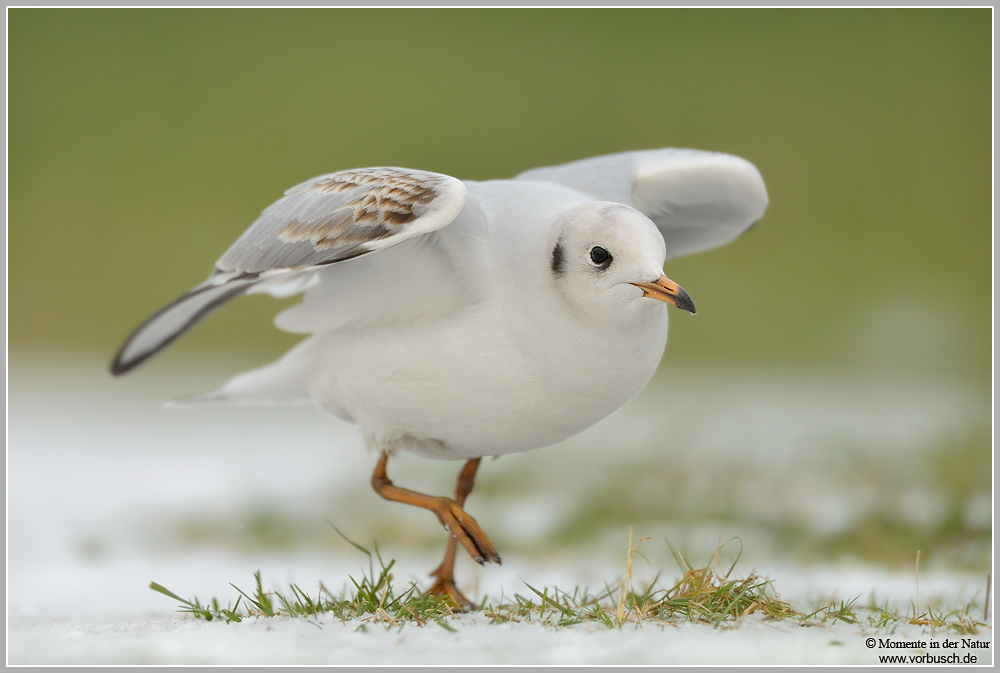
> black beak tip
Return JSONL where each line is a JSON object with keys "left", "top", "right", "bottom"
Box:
{"left": 675, "top": 289, "right": 696, "bottom": 315}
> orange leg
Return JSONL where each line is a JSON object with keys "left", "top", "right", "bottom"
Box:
{"left": 427, "top": 457, "right": 485, "bottom": 607}
{"left": 370, "top": 452, "right": 500, "bottom": 608}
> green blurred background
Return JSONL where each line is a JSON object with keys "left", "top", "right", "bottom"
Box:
{"left": 9, "top": 8, "right": 990, "bottom": 377}
{"left": 8, "top": 9, "right": 992, "bottom": 571}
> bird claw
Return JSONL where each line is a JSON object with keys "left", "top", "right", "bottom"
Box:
{"left": 436, "top": 498, "right": 501, "bottom": 566}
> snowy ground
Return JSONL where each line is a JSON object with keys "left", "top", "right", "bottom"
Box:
{"left": 9, "top": 608, "right": 992, "bottom": 666}
{"left": 7, "top": 354, "right": 993, "bottom": 665}
{"left": 7, "top": 550, "right": 992, "bottom": 665}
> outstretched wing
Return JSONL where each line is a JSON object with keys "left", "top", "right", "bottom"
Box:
{"left": 515, "top": 148, "right": 768, "bottom": 260}
{"left": 111, "top": 167, "right": 467, "bottom": 376}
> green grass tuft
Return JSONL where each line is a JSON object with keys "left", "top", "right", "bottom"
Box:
{"left": 149, "top": 534, "right": 989, "bottom": 634}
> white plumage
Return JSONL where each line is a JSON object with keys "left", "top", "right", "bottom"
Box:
{"left": 112, "top": 148, "right": 768, "bottom": 604}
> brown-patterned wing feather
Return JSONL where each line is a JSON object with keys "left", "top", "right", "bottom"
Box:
{"left": 111, "top": 167, "right": 466, "bottom": 375}
{"left": 215, "top": 167, "right": 467, "bottom": 275}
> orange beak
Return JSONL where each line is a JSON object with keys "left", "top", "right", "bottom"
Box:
{"left": 631, "top": 274, "right": 696, "bottom": 314}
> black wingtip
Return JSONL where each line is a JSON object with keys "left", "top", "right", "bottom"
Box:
{"left": 109, "top": 325, "right": 180, "bottom": 377}
{"left": 108, "top": 280, "right": 255, "bottom": 378}
{"left": 109, "top": 344, "right": 155, "bottom": 377}
{"left": 109, "top": 357, "right": 129, "bottom": 377}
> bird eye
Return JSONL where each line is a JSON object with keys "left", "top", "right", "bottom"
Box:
{"left": 589, "top": 246, "right": 612, "bottom": 268}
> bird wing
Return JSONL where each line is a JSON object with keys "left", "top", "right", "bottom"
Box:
{"left": 111, "top": 167, "right": 467, "bottom": 375}
{"left": 515, "top": 148, "right": 768, "bottom": 260}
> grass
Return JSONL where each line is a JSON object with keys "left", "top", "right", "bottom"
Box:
{"left": 483, "top": 536, "right": 799, "bottom": 628}
{"left": 152, "top": 535, "right": 461, "bottom": 629}
{"left": 149, "top": 533, "right": 990, "bottom": 634}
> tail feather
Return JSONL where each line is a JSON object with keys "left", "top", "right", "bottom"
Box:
{"left": 110, "top": 278, "right": 257, "bottom": 376}
{"left": 166, "top": 335, "right": 332, "bottom": 410}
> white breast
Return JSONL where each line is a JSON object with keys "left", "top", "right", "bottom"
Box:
{"left": 307, "top": 296, "right": 668, "bottom": 459}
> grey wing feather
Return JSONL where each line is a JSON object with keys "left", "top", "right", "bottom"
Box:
{"left": 110, "top": 278, "right": 257, "bottom": 376}
{"left": 215, "top": 167, "right": 467, "bottom": 275}
{"left": 111, "top": 167, "right": 467, "bottom": 375}
{"left": 516, "top": 149, "right": 768, "bottom": 260}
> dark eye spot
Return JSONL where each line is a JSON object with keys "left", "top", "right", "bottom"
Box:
{"left": 589, "top": 246, "right": 612, "bottom": 268}
{"left": 551, "top": 239, "right": 566, "bottom": 276}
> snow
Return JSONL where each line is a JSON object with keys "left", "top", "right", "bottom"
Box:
{"left": 6, "top": 354, "right": 993, "bottom": 665}
{"left": 12, "top": 611, "right": 982, "bottom": 666}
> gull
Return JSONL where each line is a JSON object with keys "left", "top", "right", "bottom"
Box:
{"left": 111, "top": 148, "right": 768, "bottom": 607}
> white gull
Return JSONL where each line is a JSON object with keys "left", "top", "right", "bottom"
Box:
{"left": 111, "top": 148, "right": 768, "bottom": 605}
